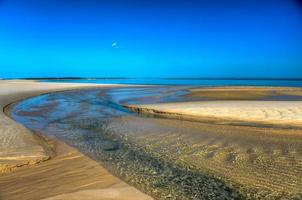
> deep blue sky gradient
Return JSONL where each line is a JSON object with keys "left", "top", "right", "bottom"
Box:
{"left": 0, "top": 0, "right": 302, "bottom": 78}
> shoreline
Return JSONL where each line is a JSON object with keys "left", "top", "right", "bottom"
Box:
{"left": 0, "top": 80, "right": 152, "bottom": 200}
{"left": 1, "top": 80, "right": 302, "bottom": 199}
{"left": 0, "top": 80, "right": 113, "bottom": 172}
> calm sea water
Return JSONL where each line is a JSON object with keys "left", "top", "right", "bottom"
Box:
{"left": 44, "top": 78, "right": 302, "bottom": 87}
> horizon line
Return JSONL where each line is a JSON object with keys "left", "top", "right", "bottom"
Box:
{"left": 2, "top": 77, "right": 302, "bottom": 81}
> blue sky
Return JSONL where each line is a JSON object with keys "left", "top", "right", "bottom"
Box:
{"left": 0, "top": 0, "right": 302, "bottom": 78}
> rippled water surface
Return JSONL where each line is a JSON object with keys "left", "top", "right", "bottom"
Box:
{"left": 11, "top": 86, "right": 302, "bottom": 200}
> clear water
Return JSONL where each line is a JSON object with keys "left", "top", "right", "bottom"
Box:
{"left": 10, "top": 86, "right": 302, "bottom": 199}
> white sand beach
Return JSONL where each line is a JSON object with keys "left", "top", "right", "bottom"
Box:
{"left": 126, "top": 100, "right": 302, "bottom": 128}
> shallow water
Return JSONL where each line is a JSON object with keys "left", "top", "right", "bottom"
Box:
{"left": 11, "top": 86, "right": 302, "bottom": 199}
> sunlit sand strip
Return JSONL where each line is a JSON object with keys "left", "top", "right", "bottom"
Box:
{"left": 126, "top": 101, "right": 302, "bottom": 128}
{"left": 0, "top": 80, "right": 152, "bottom": 200}
{"left": 0, "top": 80, "right": 103, "bottom": 172}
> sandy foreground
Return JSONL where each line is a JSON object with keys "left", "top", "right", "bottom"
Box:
{"left": 2, "top": 80, "right": 302, "bottom": 199}
{"left": 126, "top": 100, "right": 302, "bottom": 128}
{"left": 0, "top": 80, "right": 152, "bottom": 200}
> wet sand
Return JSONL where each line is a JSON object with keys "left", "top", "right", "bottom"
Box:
{"left": 0, "top": 80, "right": 152, "bottom": 200}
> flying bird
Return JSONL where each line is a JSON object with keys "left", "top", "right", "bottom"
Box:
{"left": 112, "top": 42, "right": 119, "bottom": 49}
